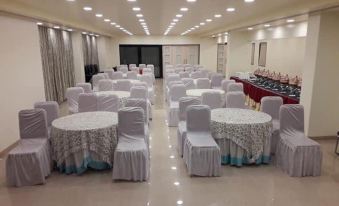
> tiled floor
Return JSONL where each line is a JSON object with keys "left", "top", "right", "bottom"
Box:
{"left": 1, "top": 80, "right": 339, "bottom": 206}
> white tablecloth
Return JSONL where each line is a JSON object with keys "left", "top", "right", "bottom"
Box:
{"left": 211, "top": 108, "right": 272, "bottom": 165}
{"left": 186, "top": 89, "right": 225, "bottom": 97}
{"left": 51, "top": 112, "right": 118, "bottom": 174}
{"left": 96, "top": 91, "right": 130, "bottom": 107}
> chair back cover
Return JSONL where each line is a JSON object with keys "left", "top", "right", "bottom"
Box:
{"left": 127, "top": 71, "right": 138, "bottom": 80}
{"left": 116, "top": 80, "right": 132, "bottom": 91}
{"left": 133, "top": 82, "right": 148, "bottom": 90}
{"left": 98, "top": 79, "right": 113, "bottom": 91}
{"left": 92, "top": 74, "right": 105, "bottom": 88}
{"left": 181, "top": 78, "right": 195, "bottom": 90}
{"left": 118, "top": 67, "right": 128, "bottom": 73}
{"left": 167, "top": 74, "right": 181, "bottom": 83}
{"left": 186, "top": 105, "right": 211, "bottom": 132}
{"left": 196, "top": 78, "right": 211, "bottom": 89}
{"left": 130, "top": 86, "right": 148, "bottom": 100}
{"left": 129, "top": 64, "right": 137, "bottom": 69}
{"left": 221, "top": 79, "right": 236, "bottom": 93}
{"left": 227, "top": 83, "right": 244, "bottom": 92}
{"left": 191, "top": 71, "right": 201, "bottom": 79}
{"left": 111, "top": 71, "right": 124, "bottom": 80}
{"left": 139, "top": 64, "right": 146, "bottom": 69}
{"left": 170, "top": 84, "right": 186, "bottom": 102}
{"left": 34, "top": 101, "right": 59, "bottom": 126}
{"left": 104, "top": 70, "right": 114, "bottom": 79}
{"left": 260, "top": 96, "right": 283, "bottom": 121}
{"left": 179, "top": 72, "right": 190, "bottom": 79}
{"left": 211, "top": 73, "right": 224, "bottom": 88}
{"left": 78, "top": 93, "right": 97, "bottom": 113}
{"left": 76, "top": 83, "right": 92, "bottom": 93}
{"left": 118, "top": 107, "right": 145, "bottom": 139}
{"left": 140, "top": 74, "right": 153, "bottom": 87}
{"left": 225, "top": 91, "right": 246, "bottom": 109}
{"left": 126, "top": 98, "right": 148, "bottom": 123}
{"left": 202, "top": 91, "right": 223, "bottom": 109}
{"left": 200, "top": 70, "right": 209, "bottom": 78}
{"left": 280, "top": 104, "right": 304, "bottom": 135}
{"left": 97, "top": 94, "right": 120, "bottom": 112}
{"left": 19, "top": 109, "right": 48, "bottom": 139}
{"left": 66, "top": 87, "right": 84, "bottom": 113}
{"left": 179, "top": 97, "right": 201, "bottom": 121}
{"left": 143, "top": 68, "right": 152, "bottom": 73}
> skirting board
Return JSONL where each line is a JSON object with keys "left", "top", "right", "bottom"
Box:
{"left": 0, "top": 141, "right": 19, "bottom": 158}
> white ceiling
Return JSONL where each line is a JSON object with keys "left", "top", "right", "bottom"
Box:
{"left": 1, "top": 0, "right": 339, "bottom": 37}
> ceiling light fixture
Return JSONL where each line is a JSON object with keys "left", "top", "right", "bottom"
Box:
{"left": 200, "top": 22, "right": 205, "bottom": 25}
{"left": 287, "top": 19, "right": 295, "bottom": 23}
{"left": 82, "top": 32, "right": 87, "bottom": 34}
{"left": 214, "top": 14, "right": 222, "bottom": 18}
{"left": 136, "top": 14, "right": 143, "bottom": 17}
{"left": 67, "top": 29, "right": 73, "bottom": 32}
{"left": 139, "top": 19, "right": 145, "bottom": 22}
{"left": 248, "top": 27, "right": 253, "bottom": 30}
{"left": 132, "top": 7, "right": 141, "bottom": 11}
{"left": 206, "top": 19, "right": 212, "bottom": 22}
{"left": 226, "top": 7, "right": 235, "bottom": 12}
{"left": 53, "top": 26, "right": 60, "bottom": 29}
{"left": 110, "top": 22, "right": 116, "bottom": 25}
{"left": 187, "top": 0, "right": 196, "bottom": 2}
{"left": 176, "top": 14, "right": 183, "bottom": 18}
{"left": 95, "top": 14, "right": 103, "bottom": 18}
{"left": 36, "top": 22, "right": 43, "bottom": 25}
{"left": 83, "top": 7, "right": 92, "bottom": 11}
{"left": 264, "top": 24, "right": 270, "bottom": 27}
{"left": 245, "top": 0, "right": 255, "bottom": 2}
{"left": 180, "top": 7, "right": 188, "bottom": 12}
{"left": 173, "top": 19, "right": 179, "bottom": 22}
{"left": 104, "top": 19, "right": 110, "bottom": 22}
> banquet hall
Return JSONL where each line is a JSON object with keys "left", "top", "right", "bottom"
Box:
{"left": 1, "top": 0, "right": 339, "bottom": 205}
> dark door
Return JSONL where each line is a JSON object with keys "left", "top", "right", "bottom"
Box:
{"left": 119, "top": 45, "right": 163, "bottom": 78}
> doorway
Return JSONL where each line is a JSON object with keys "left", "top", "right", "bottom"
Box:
{"left": 119, "top": 45, "right": 163, "bottom": 78}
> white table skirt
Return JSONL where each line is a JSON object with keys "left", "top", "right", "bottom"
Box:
{"left": 51, "top": 112, "right": 118, "bottom": 174}
{"left": 211, "top": 108, "right": 272, "bottom": 166}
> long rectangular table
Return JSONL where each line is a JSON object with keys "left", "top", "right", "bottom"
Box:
{"left": 230, "top": 77, "right": 299, "bottom": 104}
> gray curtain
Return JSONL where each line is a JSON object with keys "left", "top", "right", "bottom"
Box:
{"left": 38, "top": 26, "right": 75, "bottom": 103}
{"left": 82, "top": 35, "right": 99, "bottom": 67}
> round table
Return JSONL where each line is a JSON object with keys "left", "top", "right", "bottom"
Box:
{"left": 186, "top": 89, "right": 225, "bottom": 97}
{"left": 96, "top": 91, "right": 130, "bottom": 107}
{"left": 51, "top": 112, "right": 118, "bottom": 174}
{"left": 210, "top": 108, "right": 272, "bottom": 166}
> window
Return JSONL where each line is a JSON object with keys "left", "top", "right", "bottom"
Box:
{"left": 258, "top": 42, "right": 267, "bottom": 67}
{"left": 251, "top": 43, "right": 255, "bottom": 65}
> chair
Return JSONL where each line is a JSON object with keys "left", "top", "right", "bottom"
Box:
{"left": 130, "top": 86, "right": 152, "bottom": 120}
{"left": 190, "top": 71, "right": 201, "bottom": 79}
{"left": 111, "top": 71, "right": 124, "bottom": 80}
{"left": 140, "top": 74, "right": 155, "bottom": 104}
{"left": 221, "top": 79, "right": 236, "bottom": 93}
{"left": 201, "top": 91, "right": 223, "bottom": 109}
{"left": 133, "top": 82, "right": 148, "bottom": 90}
{"left": 115, "top": 80, "right": 132, "bottom": 91}
{"left": 76, "top": 83, "right": 92, "bottom": 93}
{"left": 98, "top": 79, "right": 113, "bottom": 91}
{"left": 167, "top": 84, "right": 186, "bottom": 127}
{"left": 211, "top": 73, "right": 224, "bottom": 89}
{"left": 227, "top": 83, "right": 244, "bottom": 92}
{"left": 196, "top": 78, "right": 211, "bottom": 89}
{"left": 104, "top": 70, "right": 114, "bottom": 79}
{"left": 276, "top": 105, "right": 322, "bottom": 177}
{"left": 179, "top": 72, "right": 190, "bottom": 79}
{"left": 92, "top": 74, "right": 105, "bottom": 91}
{"left": 6, "top": 109, "right": 51, "bottom": 187}
{"left": 146, "top": 64, "right": 155, "bottom": 74}
{"left": 127, "top": 71, "right": 138, "bottom": 80}
{"left": 225, "top": 92, "right": 247, "bottom": 109}
{"left": 78, "top": 93, "right": 97, "bottom": 113}
{"left": 200, "top": 70, "right": 209, "bottom": 78}
{"left": 139, "top": 64, "right": 146, "bottom": 69}
{"left": 129, "top": 64, "right": 136, "bottom": 70}
{"left": 118, "top": 67, "right": 128, "bottom": 74}
{"left": 66, "top": 87, "right": 84, "bottom": 114}
{"left": 97, "top": 94, "right": 120, "bottom": 112}
{"left": 101, "top": 73, "right": 109, "bottom": 79}
{"left": 113, "top": 107, "right": 149, "bottom": 181}
{"left": 183, "top": 105, "right": 221, "bottom": 177}
{"left": 34, "top": 101, "right": 59, "bottom": 137}
{"left": 177, "top": 97, "right": 201, "bottom": 157}
{"left": 260, "top": 96, "right": 283, "bottom": 154}
{"left": 166, "top": 80, "right": 183, "bottom": 103}
{"left": 181, "top": 78, "right": 195, "bottom": 90}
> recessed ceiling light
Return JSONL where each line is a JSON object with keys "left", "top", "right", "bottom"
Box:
{"left": 195, "top": 25, "right": 199, "bottom": 28}
{"left": 264, "top": 24, "right": 270, "bottom": 27}
{"left": 83, "top": 7, "right": 92, "bottom": 11}
{"left": 226, "top": 7, "right": 235, "bottom": 12}
{"left": 206, "top": 19, "right": 212, "bottom": 22}
{"left": 245, "top": 0, "right": 255, "bottom": 2}
{"left": 66, "top": 0, "right": 76, "bottom": 2}
{"left": 95, "top": 34, "right": 100, "bottom": 37}
{"left": 53, "top": 26, "right": 60, "bottom": 29}
{"left": 187, "top": 0, "right": 196, "bottom": 2}
{"left": 170, "top": 22, "right": 176, "bottom": 25}
{"left": 200, "top": 22, "right": 205, "bottom": 25}
{"left": 132, "top": 7, "right": 141, "bottom": 11}
{"left": 212, "top": 35, "right": 216, "bottom": 37}
{"left": 287, "top": 19, "right": 295, "bottom": 23}
{"left": 218, "top": 33, "right": 222, "bottom": 36}
{"left": 177, "top": 200, "right": 184, "bottom": 205}
{"left": 110, "top": 22, "right": 116, "bottom": 25}
{"left": 176, "top": 14, "right": 183, "bottom": 18}
{"left": 136, "top": 14, "right": 143, "bottom": 17}
{"left": 214, "top": 14, "right": 222, "bottom": 18}
{"left": 82, "top": 32, "right": 87, "bottom": 34}
{"left": 173, "top": 19, "right": 179, "bottom": 22}
{"left": 36, "top": 22, "right": 43, "bottom": 25}
{"left": 141, "top": 22, "right": 146, "bottom": 25}
{"left": 104, "top": 19, "right": 110, "bottom": 22}
{"left": 116, "top": 25, "right": 120, "bottom": 28}
{"left": 248, "top": 27, "right": 253, "bottom": 30}
{"left": 67, "top": 29, "right": 73, "bottom": 32}
{"left": 127, "top": 0, "right": 137, "bottom": 2}
{"left": 139, "top": 19, "right": 145, "bottom": 22}
{"left": 180, "top": 8, "right": 188, "bottom": 11}
{"left": 95, "top": 14, "right": 103, "bottom": 18}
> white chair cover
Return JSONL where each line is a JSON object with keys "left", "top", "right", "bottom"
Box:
{"left": 139, "top": 64, "right": 146, "bottom": 69}
{"left": 201, "top": 91, "right": 223, "bottom": 109}
{"left": 101, "top": 73, "right": 110, "bottom": 79}
{"left": 183, "top": 105, "right": 221, "bottom": 176}
{"left": 211, "top": 73, "right": 224, "bottom": 89}
{"left": 6, "top": 109, "right": 51, "bottom": 187}
{"left": 200, "top": 70, "right": 209, "bottom": 78}
{"left": 276, "top": 105, "right": 322, "bottom": 177}
{"left": 196, "top": 78, "right": 211, "bottom": 89}
{"left": 116, "top": 80, "right": 132, "bottom": 91}
{"left": 78, "top": 93, "right": 97, "bottom": 113}
{"left": 98, "top": 79, "right": 113, "bottom": 91}
{"left": 118, "top": 67, "right": 128, "bottom": 73}
{"left": 140, "top": 74, "right": 155, "bottom": 104}
{"left": 129, "top": 64, "right": 137, "bottom": 70}
{"left": 97, "top": 94, "right": 120, "bottom": 112}
{"left": 131, "top": 86, "right": 152, "bottom": 120}
{"left": 179, "top": 72, "right": 190, "bottom": 79}
{"left": 92, "top": 74, "right": 105, "bottom": 91}
{"left": 104, "top": 70, "right": 114, "bottom": 79}
{"left": 113, "top": 107, "right": 149, "bottom": 181}
{"left": 146, "top": 64, "right": 155, "bottom": 74}
{"left": 66, "top": 87, "right": 84, "bottom": 114}
{"left": 34, "top": 101, "right": 59, "bottom": 127}
{"left": 260, "top": 96, "right": 283, "bottom": 154}
{"left": 127, "top": 71, "right": 138, "bottom": 80}
{"left": 181, "top": 78, "right": 195, "bottom": 90}
{"left": 130, "top": 67, "right": 139, "bottom": 73}
{"left": 177, "top": 97, "right": 201, "bottom": 157}
{"left": 227, "top": 83, "right": 244, "bottom": 92}
{"left": 76, "top": 83, "right": 92, "bottom": 93}
{"left": 167, "top": 84, "right": 186, "bottom": 127}
{"left": 111, "top": 71, "right": 124, "bottom": 80}
{"left": 190, "top": 71, "right": 201, "bottom": 79}
{"left": 225, "top": 91, "right": 246, "bottom": 109}
{"left": 221, "top": 79, "right": 236, "bottom": 93}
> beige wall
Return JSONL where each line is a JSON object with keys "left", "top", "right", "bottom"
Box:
{"left": 110, "top": 36, "right": 218, "bottom": 72}
{"left": 97, "top": 36, "right": 115, "bottom": 71}
{"left": 0, "top": 15, "right": 46, "bottom": 151}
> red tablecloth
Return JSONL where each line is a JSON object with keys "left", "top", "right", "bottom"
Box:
{"left": 230, "top": 77, "right": 299, "bottom": 104}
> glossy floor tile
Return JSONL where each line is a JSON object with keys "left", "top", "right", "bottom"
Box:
{"left": 1, "top": 79, "right": 339, "bottom": 206}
